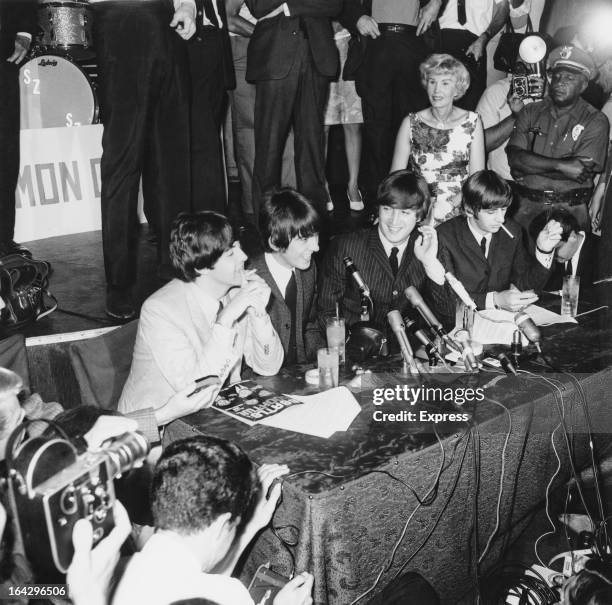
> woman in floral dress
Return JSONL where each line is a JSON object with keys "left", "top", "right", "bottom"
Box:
{"left": 391, "top": 54, "right": 485, "bottom": 225}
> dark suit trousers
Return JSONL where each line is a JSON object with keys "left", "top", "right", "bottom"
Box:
{"left": 187, "top": 29, "right": 227, "bottom": 213}
{"left": 93, "top": 1, "right": 191, "bottom": 288}
{"left": 252, "top": 36, "right": 329, "bottom": 217}
{"left": 431, "top": 28, "right": 487, "bottom": 111}
{"left": 357, "top": 31, "right": 428, "bottom": 200}
{"left": 0, "top": 62, "right": 20, "bottom": 243}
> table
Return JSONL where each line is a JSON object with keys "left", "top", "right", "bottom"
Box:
{"left": 164, "top": 285, "right": 612, "bottom": 604}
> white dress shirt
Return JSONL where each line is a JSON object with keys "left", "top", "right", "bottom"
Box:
{"left": 113, "top": 532, "right": 254, "bottom": 605}
{"left": 438, "top": 0, "right": 504, "bottom": 36}
{"left": 377, "top": 229, "right": 409, "bottom": 266}
{"left": 265, "top": 252, "right": 294, "bottom": 298}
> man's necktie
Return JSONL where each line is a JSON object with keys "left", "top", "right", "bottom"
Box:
{"left": 457, "top": 0, "right": 467, "bottom": 25}
{"left": 202, "top": 0, "right": 221, "bottom": 28}
{"left": 389, "top": 247, "right": 399, "bottom": 278}
{"left": 284, "top": 272, "right": 298, "bottom": 365}
{"left": 480, "top": 237, "right": 487, "bottom": 258}
{"left": 565, "top": 258, "right": 573, "bottom": 276}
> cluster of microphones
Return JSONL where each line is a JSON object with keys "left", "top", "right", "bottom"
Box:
{"left": 343, "top": 256, "right": 544, "bottom": 376}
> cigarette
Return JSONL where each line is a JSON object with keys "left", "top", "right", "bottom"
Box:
{"left": 501, "top": 224, "right": 514, "bottom": 239}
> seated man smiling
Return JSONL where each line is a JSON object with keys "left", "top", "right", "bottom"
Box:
{"left": 318, "top": 169, "right": 452, "bottom": 337}
{"left": 436, "top": 170, "right": 562, "bottom": 311}
{"left": 250, "top": 189, "right": 324, "bottom": 366}
{"left": 119, "top": 212, "right": 283, "bottom": 415}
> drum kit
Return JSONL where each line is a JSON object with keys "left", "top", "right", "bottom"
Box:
{"left": 19, "top": 1, "right": 98, "bottom": 129}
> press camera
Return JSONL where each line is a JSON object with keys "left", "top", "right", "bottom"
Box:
{"left": 6, "top": 422, "right": 149, "bottom": 577}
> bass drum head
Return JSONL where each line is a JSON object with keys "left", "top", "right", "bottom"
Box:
{"left": 19, "top": 55, "right": 98, "bottom": 129}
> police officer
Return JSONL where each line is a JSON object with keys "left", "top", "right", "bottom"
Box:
{"left": 507, "top": 46, "right": 609, "bottom": 239}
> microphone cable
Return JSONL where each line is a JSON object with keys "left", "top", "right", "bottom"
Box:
{"left": 477, "top": 396, "right": 513, "bottom": 565}
{"left": 518, "top": 370, "right": 601, "bottom": 559}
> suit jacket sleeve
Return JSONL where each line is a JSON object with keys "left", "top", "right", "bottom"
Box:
{"left": 243, "top": 313, "right": 284, "bottom": 375}
{"left": 303, "top": 263, "right": 326, "bottom": 361}
{"left": 16, "top": 0, "right": 38, "bottom": 35}
{"left": 509, "top": 231, "right": 551, "bottom": 293}
{"left": 338, "top": 0, "right": 368, "bottom": 32}
{"left": 286, "top": 0, "right": 342, "bottom": 17}
{"left": 247, "top": 0, "right": 341, "bottom": 19}
{"left": 317, "top": 236, "right": 347, "bottom": 329}
{"left": 139, "top": 297, "right": 239, "bottom": 391}
{"left": 409, "top": 256, "right": 455, "bottom": 329}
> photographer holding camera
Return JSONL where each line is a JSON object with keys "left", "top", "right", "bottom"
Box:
{"left": 477, "top": 41, "right": 546, "bottom": 182}
{"left": 113, "top": 436, "right": 313, "bottom": 605}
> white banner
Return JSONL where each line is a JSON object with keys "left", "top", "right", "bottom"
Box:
{"left": 14, "top": 125, "right": 103, "bottom": 242}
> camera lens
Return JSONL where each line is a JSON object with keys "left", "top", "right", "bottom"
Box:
{"left": 104, "top": 432, "right": 150, "bottom": 477}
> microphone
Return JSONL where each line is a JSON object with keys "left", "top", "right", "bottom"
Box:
{"left": 498, "top": 353, "right": 518, "bottom": 376}
{"left": 514, "top": 312, "right": 542, "bottom": 353}
{"left": 511, "top": 329, "right": 523, "bottom": 365}
{"left": 343, "top": 257, "right": 370, "bottom": 297}
{"left": 387, "top": 311, "right": 421, "bottom": 375}
{"left": 413, "top": 328, "right": 445, "bottom": 365}
{"left": 445, "top": 272, "right": 477, "bottom": 310}
{"left": 404, "top": 286, "right": 461, "bottom": 354}
{"left": 455, "top": 329, "right": 478, "bottom": 372}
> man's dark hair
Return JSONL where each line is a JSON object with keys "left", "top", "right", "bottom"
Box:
{"left": 259, "top": 188, "right": 320, "bottom": 253}
{"left": 461, "top": 170, "right": 513, "bottom": 216}
{"left": 151, "top": 436, "right": 258, "bottom": 534}
{"left": 563, "top": 558, "right": 612, "bottom": 604}
{"left": 529, "top": 208, "right": 579, "bottom": 243}
{"left": 376, "top": 170, "right": 430, "bottom": 220}
{"left": 170, "top": 212, "right": 233, "bottom": 282}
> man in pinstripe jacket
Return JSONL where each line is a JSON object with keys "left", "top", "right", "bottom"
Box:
{"left": 251, "top": 189, "right": 325, "bottom": 365}
{"left": 318, "top": 170, "right": 453, "bottom": 342}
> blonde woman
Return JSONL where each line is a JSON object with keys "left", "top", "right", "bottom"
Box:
{"left": 391, "top": 54, "right": 485, "bottom": 224}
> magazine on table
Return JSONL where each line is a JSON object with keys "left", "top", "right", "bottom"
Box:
{"left": 213, "top": 380, "right": 303, "bottom": 426}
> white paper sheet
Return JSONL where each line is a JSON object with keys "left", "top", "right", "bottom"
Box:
{"left": 469, "top": 304, "right": 576, "bottom": 345}
{"left": 258, "top": 387, "right": 361, "bottom": 438}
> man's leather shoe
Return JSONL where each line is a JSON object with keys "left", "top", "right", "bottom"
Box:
{"left": 0, "top": 240, "right": 32, "bottom": 258}
{"left": 106, "top": 288, "right": 136, "bottom": 321}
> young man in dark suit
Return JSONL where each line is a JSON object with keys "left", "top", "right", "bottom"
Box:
{"left": 0, "top": 0, "right": 36, "bottom": 258}
{"left": 245, "top": 0, "right": 341, "bottom": 218}
{"left": 251, "top": 188, "right": 324, "bottom": 365}
{"left": 436, "top": 170, "right": 562, "bottom": 312}
{"left": 529, "top": 208, "right": 597, "bottom": 292}
{"left": 318, "top": 170, "right": 451, "bottom": 337}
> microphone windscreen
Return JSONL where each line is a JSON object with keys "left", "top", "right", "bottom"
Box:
{"left": 387, "top": 310, "right": 404, "bottom": 331}
{"left": 404, "top": 286, "right": 423, "bottom": 307}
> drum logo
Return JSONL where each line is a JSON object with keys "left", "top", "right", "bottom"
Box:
{"left": 38, "top": 58, "right": 58, "bottom": 67}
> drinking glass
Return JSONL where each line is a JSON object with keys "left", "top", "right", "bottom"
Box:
{"left": 317, "top": 347, "right": 339, "bottom": 389}
{"left": 561, "top": 276, "right": 580, "bottom": 317}
{"left": 326, "top": 317, "right": 346, "bottom": 364}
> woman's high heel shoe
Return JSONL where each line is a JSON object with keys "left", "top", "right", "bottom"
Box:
{"left": 348, "top": 188, "right": 364, "bottom": 212}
